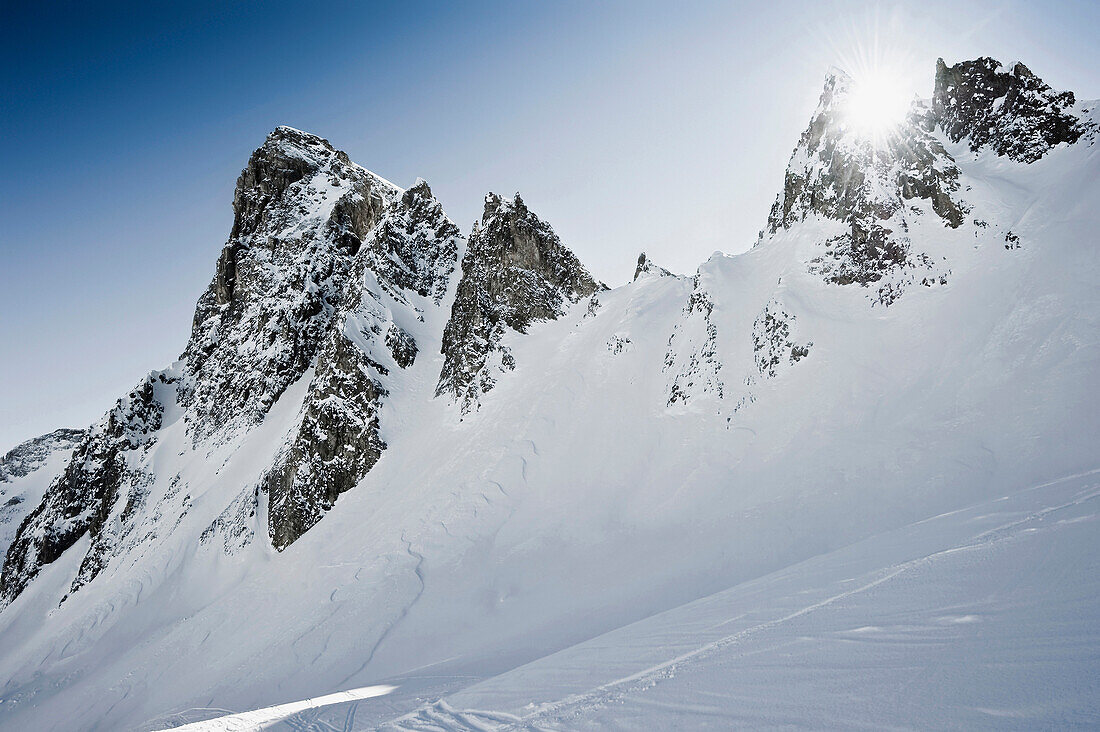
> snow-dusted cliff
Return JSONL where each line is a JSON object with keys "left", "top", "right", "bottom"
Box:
{"left": 1, "top": 57, "right": 1098, "bottom": 731}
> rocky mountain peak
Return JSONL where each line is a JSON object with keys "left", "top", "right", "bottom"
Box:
{"left": 761, "top": 57, "right": 1095, "bottom": 306}
{"left": 933, "top": 57, "right": 1093, "bottom": 163}
{"left": 0, "top": 429, "right": 86, "bottom": 569}
{"left": 260, "top": 177, "right": 462, "bottom": 550}
{"left": 763, "top": 64, "right": 980, "bottom": 303}
{"left": 366, "top": 178, "right": 461, "bottom": 304}
{"left": 437, "top": 192, "right": 601, "bottom": 410}
{"left": 1, "top": 128, "right": 464, "bottom": 595}
{"left": 0, "top": 429, "right": 84, "bottom": 485}
{"left": 181, "top": 127, "right": 402, "bottom": 440}
{"left": 634, "top": 252, "right": 673, "bottom": 280}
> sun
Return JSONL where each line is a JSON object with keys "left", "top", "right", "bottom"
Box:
{"left": 844, "top": 70, "right": 913, "bottom": 144}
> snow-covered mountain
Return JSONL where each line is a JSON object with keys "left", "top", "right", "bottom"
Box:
{"left": 1, "top": 57, "right": 1098, "bottom": 730}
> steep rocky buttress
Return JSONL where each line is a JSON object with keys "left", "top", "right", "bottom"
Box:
{"left": 1, "top": 129, "right": 464, "bottom": 600}
{"left": 933, "top": 57, "right": 1094, "bottom": 163}
{"left": 764, "top": 69, "right": 966, "bottom": 305}
{"left": 437, "top": 193, "right": 601, "bottom": 411}
{"left": 0, "top": 429, "right": 85, "bottom": 558}
{"left": 182, "top": 126, "right": 403, "bottom": 440}
{"left": 1, "top": 372, "right": 178, "bottom": 601}
{"left": 260, "top": 181, "right": 461, "bottom": 550}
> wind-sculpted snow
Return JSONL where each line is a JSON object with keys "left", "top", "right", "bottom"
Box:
{"left": 437, "top": 193, "right": 601, "bottom": 411}
{"left": 373, "top": 471, "right": 1100, "bottom": 731}
{"left": 0, "top": 57, "right": 1097, "bottom": 731}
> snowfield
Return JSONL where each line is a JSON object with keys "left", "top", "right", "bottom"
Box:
{"left": 1, "top": 68, "right": 1098, "bottom": 731}
{"left": 176, "top": 468, "right": 1100, "bottom": 730}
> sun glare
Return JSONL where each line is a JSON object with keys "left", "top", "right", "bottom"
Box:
{"left": 844, "top": 71, "right": 912, "bottom": 143}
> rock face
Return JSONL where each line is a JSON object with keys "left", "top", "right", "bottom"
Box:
{"left": 665, "top": 278, "right": 723, "bottom": 406}
{"left": 752, "top": 301, "right": 812, "bottom": 378}
{"left": 633, "top": 252, "right": 673, "bottom": 280}
{"left": 366, "top": 180, "right": 462, "bottom": 304}
{"left": 0, "top": 429, "right": 85, "bottom": 560}
{"left": 766, "top": 70, "right": 964, "bottom": 305}
{"left": 0, "top": 128, "right": 464, "bottom": 600}
{"left": 262, "top": 181, "right": 461, "bottom": 550}
{"left": 0, "top": 429, "right": 84, "bottom": 485}
{"left": 1, "top": 372, "right": 178, "bottom": 602}
{"left": 182, "top": 126, "right": 402, "bottom": 440}
{"left": 933, "top": 57, "right": 1092, "bottom": 163}
{"left": 437, "top": 193, "right": 601, "bottom": 411}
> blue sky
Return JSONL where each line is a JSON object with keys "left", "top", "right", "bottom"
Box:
{"left": 2, "top": 0, "right": 1098, "bottom": 449}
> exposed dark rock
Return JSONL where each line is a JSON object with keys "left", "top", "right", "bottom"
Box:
{"left": 0, "top": 429, "right": 86, "bottom": 566}
{"left": 634, "top": 252, "right": 673, "bottom": 281}
{"left": 181, "top": 126, "right": 401, "bottom": 440}
{"left": 263, "top": 321, "right": 388, "bottom": 550}
{"left": 366, "top": 180, "right": 461, "bottom": 304}
{"left": 665, "top": 278, "right": 723, "bottom": 406}
{"left": 437, "top": 193, "right": 601, "bottom": 411}
{"left": 607, "top": 334, "right": 633, "bottom": 355}
{"left": 752, "top": 302, "right": 812, "bottom": 378}
{"left": 766, "top": 69, "right": 965, "bottom": 304}
{"left": 0, "top": 429, "right": 85, "bottom": 485}
{"left": 1, "top": 372, "right": 176, "bottom": 604}
{"left": 767, "top": 72, "right": 967, "bottom": 234}
{"left": 261, "top": 178, "right": 460, "bottom": 550}
{"left": 933, "top": 57, "right": 1091, "bottom": 163}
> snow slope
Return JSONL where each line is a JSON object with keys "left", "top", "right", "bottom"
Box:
{"left": 199, "top": 467, "right": 1100, "bottom": 730}
{"left": 0, "top": 66, "right": 1098, "bottom": 731}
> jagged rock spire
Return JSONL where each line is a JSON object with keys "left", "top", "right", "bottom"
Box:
{"left": 437, "top": 193, "right": 600, "bottom": 411}
{"left": 365, "top": 179, "right": 461, "bottom": 304}
{"left": 766, "top": 69, "right": 966, "bottom": 235}
{"left": 763, "top": 65, "right": 967, "bottom": 304}
{"left": 182, "top": 126, "right": 403, "bottom": 439}
{"left": 262, "top": 177, "right": 462, "bottom": 550}
{"left": 933, "top": 57, "right": 1093, "bottom": 163}
{"left": 634, "top": 252, "right": 673, "bottom": 281}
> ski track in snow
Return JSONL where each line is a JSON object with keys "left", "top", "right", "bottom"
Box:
{"left": 375, "top": 469, "right": 1100, "bottom": 731}
{"left": 170, "top": 468, "right": 1100, "bottom": 730}
{"left": 336, "top": 535, "right": 428, "bottom": 690}
{"left": 164, "top": 686, "right": 397, "bottom": 731}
